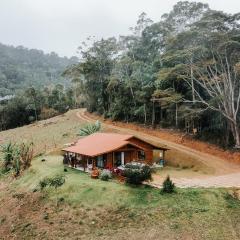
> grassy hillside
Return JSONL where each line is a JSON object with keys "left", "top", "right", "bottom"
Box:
{"left": 0, "top": 110, "right": 240, "bottom": 240}
{"left": 0, "top": 109, "right": 83, "bottom": 155}
{"left": 1, "top": 155, "right": 240, "bottom": 240}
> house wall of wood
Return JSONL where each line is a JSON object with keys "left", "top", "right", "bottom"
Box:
{"left": 127, "top": 137, "right": 154, "bottom": 165}
{"left": 105, "top": 147, "right": 138, "bottom": 169}
{"left": 106, "top": 153, "right": 113, "bottom": 169}
{"left": 103, "top": 143, "right": 154, "bottom": 168}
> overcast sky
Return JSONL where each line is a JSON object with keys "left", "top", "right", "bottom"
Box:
{"left": 0, "top": 0, "right": 239, "bottom": 57}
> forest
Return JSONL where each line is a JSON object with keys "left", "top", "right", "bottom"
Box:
{"left": 64, "top": 1, "right": 240, "bottom": 148}
{"left": 0, "top": 43, "right": 77, "bottom": 96}
{"left": 0, "top": 85, "right": 84, "bottom": 130}
{"left": 0, "top": 44, "right": 81, "bottom": 130}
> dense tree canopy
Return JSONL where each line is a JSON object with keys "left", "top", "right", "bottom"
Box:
{"left": 65, "top": 1, "right": 240, "bottom": 148}
{"left": 0, "top": 43, "right": 77, "bottom": 96}
{"left": 0, "top": 84, "right": 82, "bottom": 131}
{"left": 0, "top": 44, "right": 81, "bottom": 130}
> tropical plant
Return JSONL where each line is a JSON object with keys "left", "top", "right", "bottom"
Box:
{"left": 0, "top": 141, "right": 34, "bottom": 176}
{"left": 78, "top": 120, "right": 101, "bottom": 136}
{"left": 0, "top": 142, "right": 16, "bottom": 172}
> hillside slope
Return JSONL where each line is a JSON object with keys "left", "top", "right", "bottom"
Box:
{"left": 0, "top": 43, "right": 77, "bottom": 96}
{"left": 0, "top": 109, "right": 83, "bottom": 155}
{"left": 0, "top": 109, "right": 240, "bottom": 240}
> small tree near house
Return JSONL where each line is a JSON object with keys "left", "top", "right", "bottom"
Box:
{"left": 161, "top": 175, "right": 175, "bottom": 194}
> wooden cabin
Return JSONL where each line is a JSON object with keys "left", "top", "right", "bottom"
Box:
{"left": 62, "top": 133, "right": 168, "bottom": 172}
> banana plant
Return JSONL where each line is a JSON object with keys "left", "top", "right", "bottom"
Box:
{"left": 0, "top": 142, "right": 16, "bottom": 172}
{"left": 78, "top": 120, "right": 101, "bottom": 136}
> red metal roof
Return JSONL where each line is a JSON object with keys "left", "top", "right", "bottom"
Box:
{"left": 62, "top": 133, "right": 134, "bottom": 157}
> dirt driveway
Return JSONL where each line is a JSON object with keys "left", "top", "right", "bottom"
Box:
{"left": 77, "top": 109, "right": 240, "bottom": 188}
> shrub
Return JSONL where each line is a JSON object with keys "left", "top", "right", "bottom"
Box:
{"left": 48, "top": 174, "right": 66, "bottom": 188}
{"left": 100, "top": 169, "right": 112, "bottom": 181}
{"left": 39, "top": 107, "right": 59, "bottom": 120}
{"left": 125, "top": 162, "right": 142, "bottom": 169}
{"left": 14, "top": 158, "right": 21, "bottom": 177}
{"left": 19, "top": 142, "right": 34, "bottom": 170}
{"left": 39, "top": 178, "right": 50, "bottom": 190}
{"left": 161, "top": 175, "right": 175, "bottom": 193}
{"left": 39, "top": 174, "right": 66, "bottom": 190}
{"left": 123, "top": 162, "right": 152, "bottom": 185}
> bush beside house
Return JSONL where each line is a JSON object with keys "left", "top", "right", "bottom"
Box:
{"left": 100, "top": 169, "right": 112, "bottom": 181}
{"left": 123, "top": 162, "right": 152, "bottom": 185}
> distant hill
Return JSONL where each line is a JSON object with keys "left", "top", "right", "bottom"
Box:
{"left": 0, "top": 43, "right": 78, "bottom": 96}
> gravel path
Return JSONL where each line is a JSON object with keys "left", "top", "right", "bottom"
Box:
{"left": 151, "top": 173, "right": 240, "bottom": 188}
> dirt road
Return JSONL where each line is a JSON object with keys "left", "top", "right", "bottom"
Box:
{"left": 77, "top": 109, "right": 240, "bottom": 188}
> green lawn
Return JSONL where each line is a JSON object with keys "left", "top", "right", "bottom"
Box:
{"left": 4, "top": 154, "right": 239, "bottom": 240}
